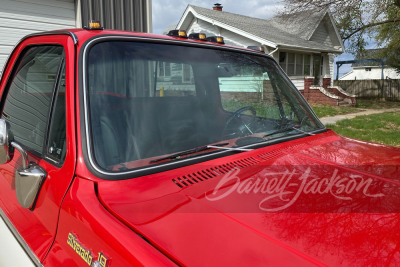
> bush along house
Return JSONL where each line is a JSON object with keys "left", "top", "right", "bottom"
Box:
{"left": 176, "top": 4, "right": 355, "bottom": 106}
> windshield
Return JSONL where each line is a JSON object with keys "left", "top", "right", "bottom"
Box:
{"left": 86, "top": 40, "right": 324, "bottom": 172}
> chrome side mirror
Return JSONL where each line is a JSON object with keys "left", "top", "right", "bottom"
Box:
{"left": 13, "top": 142, "right": 46, "bottom": 210}
{"left": 0, "top": 119, "right": 13, "bottom": 164}
{"left": 0, "top": 119, "right": 46, "bottom": 210}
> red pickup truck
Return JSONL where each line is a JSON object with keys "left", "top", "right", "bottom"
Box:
{"left": 0, "top": 25, "right": 399, "bottom": 266}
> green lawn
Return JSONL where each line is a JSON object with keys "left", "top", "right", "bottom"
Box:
{"left": 355, "top": 99, "right": 400, "bottom": 109}
{"left": 326, "top": 112, "right": 400, "bottom": 147}
{"left": 311, "top": 100, "right": 400, "bottom": 118}
{"left": 310, "top": 104, "right": 360, "bottom": 118}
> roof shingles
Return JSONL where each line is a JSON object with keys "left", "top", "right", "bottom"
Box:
{"left": 188, "top": 5, "right": 341, "bottom": 53}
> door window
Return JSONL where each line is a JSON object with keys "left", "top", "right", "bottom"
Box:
{"left": 1, "top": 46, "right": 65, "bottom": 156}
{"left": 46, "top": 62, "right": 67, "bottom": 163}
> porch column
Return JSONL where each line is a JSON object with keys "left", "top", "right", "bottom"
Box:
{"left": 322, "top": 76, "right": 331, "bottom": 89}
{"left": 304, "top": 76, "right": 314, "bottom": 100}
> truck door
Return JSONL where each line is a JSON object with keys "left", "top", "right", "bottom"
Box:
{"left": 0, "top": 35, "right": 76, "bottom": 263}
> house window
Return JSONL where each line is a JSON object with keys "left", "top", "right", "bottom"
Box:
{"left": 165, "top": 63, "right": 171, "bottom": 76}
{"left": 159, "top": 63, "right": 164, "bottom": 77}
{"left": 295, "top": 54, "right": 303, "bottom": 76}
{"left": 304, "top": 55, "right": 311, "bottom": 76}
{"left": 287, "top": 53, "right": 295, "bottom": 75}
{"left": 159, "top": 62, "right": 171, "bottom": 77}
{"left": 279, "top": 52, "right": 286, "bottom": 70}
{"left": 175, "top": 63, "right": 183, "bottom": 71}
{"left": 183, "top": 64, "right": 191, "bottom": 82}
{"left": 279, "top": 52, "right": 312, "bottom": 76}
{"left": 365, "top": 67, "right": 371, "bottom": 71}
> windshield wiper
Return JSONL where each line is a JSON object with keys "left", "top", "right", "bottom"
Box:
{"left": 291, "top": 127, "right": 315, "bottom": 136}
{"left": 150, "top": 142, "right": 231, "bottom": 163}
{"left": 263, "top": 124, "right": 314, "bottom": 138}
{"left": 206, "top": 145, "right": 253, "bottom": 152}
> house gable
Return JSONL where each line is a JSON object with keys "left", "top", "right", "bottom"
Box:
{"left": 177, "top": 5, "right": 277, "bottom": 48}
{"left": 189, "top": 19, "right": 265, "bottom": 49}
{"left": 265, "top": 9, "right": 326, "bottom": 41}
{"left": 178, "top": 6, "right": 196, "bottom": 31}
{"left": 309, "top": 13, "right": 344, "bottom": 51}
{"left": 177, "top": 5, "right": 343, "bottom": 54}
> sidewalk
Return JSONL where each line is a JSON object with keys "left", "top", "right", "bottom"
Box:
{"left": 319, "top": 108, "right": 400, "bottom": 125}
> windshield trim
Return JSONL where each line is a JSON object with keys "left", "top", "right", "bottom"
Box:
{"left": 80, "top": 35, "right": 325, "bottom": 180}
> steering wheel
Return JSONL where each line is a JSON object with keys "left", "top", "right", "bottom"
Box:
{"left": 223, "top": 106, "right": 257, "bottom": 139}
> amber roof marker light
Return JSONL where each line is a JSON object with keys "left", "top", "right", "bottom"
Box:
{"left": 205, "top": 36, "right": 225, "bottom": 44}
{"left": 167, "top": 30, "right": 188, "bottom": 38}
{"left": 83, "top": 20, "right": 104, "bottom": 30}
{"left": 188, "top": 33, "right": 207, "bottom": 41}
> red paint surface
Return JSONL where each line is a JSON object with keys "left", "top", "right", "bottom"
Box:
{"left": 0, "top": 34, "right": 77, "bottom": 261}
{"left": 96, "top": 131, "right": 400, "bottom": 266}
{"left": 0, "top": 29, "right": 399, "bottom": 266}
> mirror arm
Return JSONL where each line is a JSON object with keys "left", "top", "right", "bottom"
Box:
{"left": 11, "top": 142, "right": 28, "bottom": 169}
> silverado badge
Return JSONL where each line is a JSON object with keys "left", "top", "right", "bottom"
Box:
{"left": 67, "top": 232, "right": 110, "bottom": 267}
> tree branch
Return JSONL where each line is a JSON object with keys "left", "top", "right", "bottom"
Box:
{"left": 343, "top": 18, "right": 400, "bottom": 40}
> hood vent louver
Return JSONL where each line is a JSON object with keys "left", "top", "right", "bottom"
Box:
{"left": 172, "top": 157, "right": 260, "bottom": 188}
{"left": 172, "top": 143, "right": 312, "bottom": 189}
{"left": 257, "top": 143, "right": 309, "bottom": 161}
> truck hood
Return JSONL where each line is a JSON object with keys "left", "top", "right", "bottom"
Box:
{"left": 97, "top": 131, "right": 400, "bottom": 266}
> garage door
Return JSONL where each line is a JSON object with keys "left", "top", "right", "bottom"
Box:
{"left": 0, "top": 0, "right": 76, "bottom": 74}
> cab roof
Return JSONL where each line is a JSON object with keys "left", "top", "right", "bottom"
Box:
{"left": 24, "top": 28, "right": 265, "bottom": 54}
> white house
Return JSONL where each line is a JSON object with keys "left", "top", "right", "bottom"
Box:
{"left": 0, "top": 0, "right": 152, "bottom": 73}
{"left": 176, "top": 4, "right": 344, "bottom": 91}
{"left": 340, "top": 67, "right": 400, "bottom": 80}
{"left": 340, "top": 49, "right": 400, "bottom": 80}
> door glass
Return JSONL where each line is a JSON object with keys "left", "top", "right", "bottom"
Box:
{"left": 47, "top": 62, "right": 66, "bottom": 163}
{"left": 1, "top": 46, "right": 64, "bottom": 154}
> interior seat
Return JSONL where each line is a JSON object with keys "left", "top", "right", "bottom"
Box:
{"left": 91, "top": 96, "right": 140, "bottom": 169}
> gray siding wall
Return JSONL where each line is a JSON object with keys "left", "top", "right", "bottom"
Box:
{"left": 80, "top": 0, "right": 151, "bottom": 32}
{"left": 188, "top": 19, "right": 261, "bottom": 48}
{"left": 291, "top": 78, "right": 304, "bottom": 90}
{"left": 0, "top": 0, "right": 75, "bottom": 74}
{"left": 310, "top": 19, "right": 333, "bottom": 47}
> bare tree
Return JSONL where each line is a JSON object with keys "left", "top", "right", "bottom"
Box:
{"left": 280, "top": 0, "right": 400, "bottom": 71}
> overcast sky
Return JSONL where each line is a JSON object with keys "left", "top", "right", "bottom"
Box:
{"left": 151, "top": 0, "right": 354, "bottom": 77}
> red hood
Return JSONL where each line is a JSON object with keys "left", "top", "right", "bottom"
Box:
{"left": 97, "top": 131, "right": 400, "bottom": 266}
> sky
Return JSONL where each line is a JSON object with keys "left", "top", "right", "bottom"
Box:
{"left": 151, "top": 0, "right": 356, "bottom": 77}
{"left": 152, "top": 0, "right": 285, "bottom": 34}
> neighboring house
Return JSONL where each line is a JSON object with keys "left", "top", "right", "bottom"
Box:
{"left": 0, "top": 0, "right": 152, "bottom": 73}
{"left": 156, "top": 62, "right": 196, "bottom": 95}
{"left": 173, "top": 4, "right": 354, "bottom": 106}
{"left": 340, "top": 49, "right": 400, "bottom": 80}
{"left": 176, "top": 4, "right": 344, "bottom": 90}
